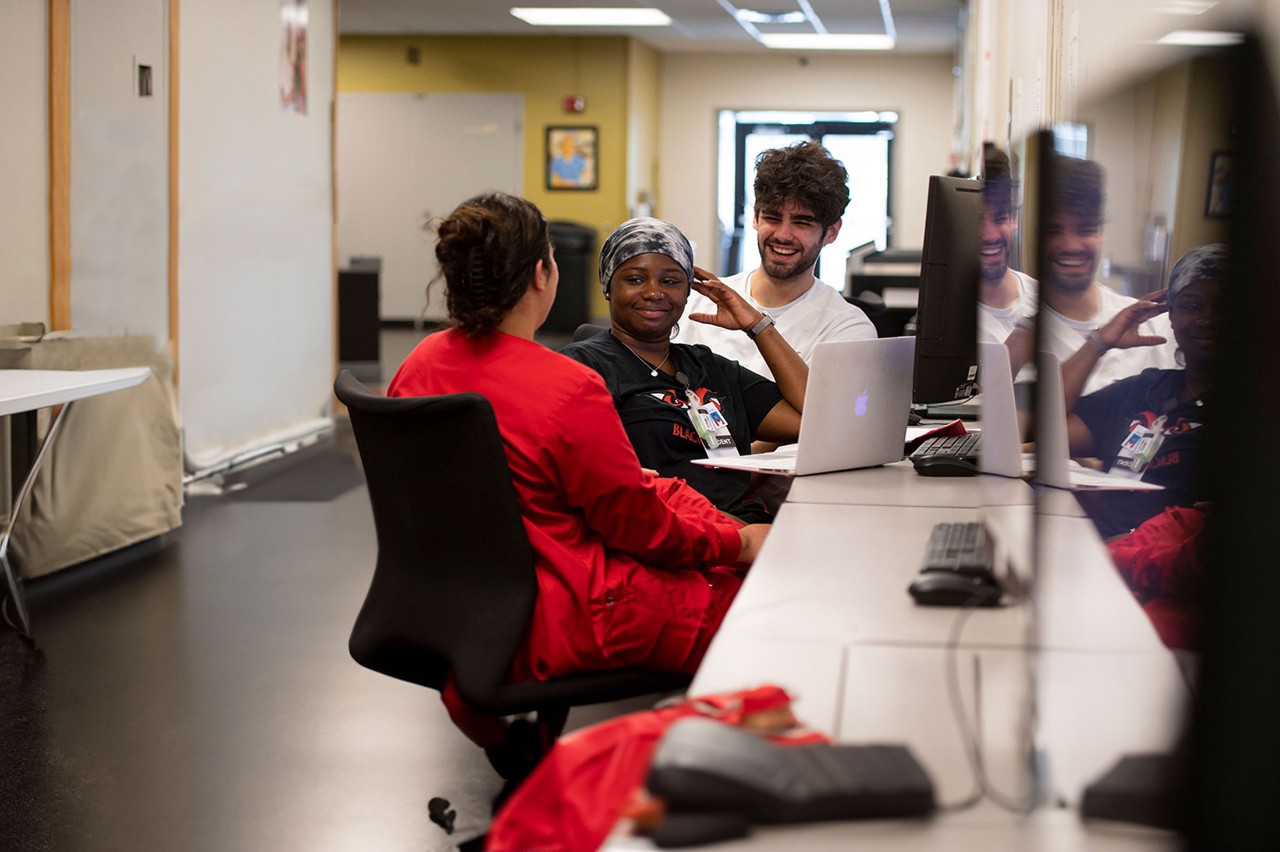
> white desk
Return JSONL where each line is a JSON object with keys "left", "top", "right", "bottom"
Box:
{"left": 0, "top": 368, "right": 152, "bottom": 416}
{"left": 1, "top": 368, "right": 151, "bottom": 636}
{"left": 610, "top": 466, "right": 1188, "bottom": 850}
{"left": 786, "top": 460, "right": 1032, "bottom": 509}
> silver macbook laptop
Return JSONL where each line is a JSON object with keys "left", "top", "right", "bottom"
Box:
{"left": 692, "top": 336, "right": 916, "bottom": 477}
{"left": 977, "top": 341, "right": 1025, "bottom": 478}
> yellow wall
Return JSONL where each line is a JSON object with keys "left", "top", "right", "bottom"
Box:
{"left": 339, "top": 35, "right": 640, "bottom": 317}
{"left": 1171, "top": 57, "right": 1232, "bottom": 261}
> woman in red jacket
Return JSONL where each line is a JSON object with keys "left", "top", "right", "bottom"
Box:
{"left": 387, "top": 192, "right": 768, "bottom": 745}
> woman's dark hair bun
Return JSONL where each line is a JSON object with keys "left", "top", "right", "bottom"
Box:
{"left": 431, "top": 192, "right": 551, "bottom": 336}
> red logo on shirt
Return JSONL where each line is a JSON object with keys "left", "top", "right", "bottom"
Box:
{"left": 650, "top": 386, "right": 715, "bottom": 410}
{"left": 1130, "top": 411, "right": 1202, "bottom": 436}
{"left": 673, "top": 423, "right": 700, "bottom": 444}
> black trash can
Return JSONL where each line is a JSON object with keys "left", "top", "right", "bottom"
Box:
{"left": 338, "top": 257, "right": 381, "bottom": 382}
{"left": 546, "top": 221, "right": 597, "bottom": 334}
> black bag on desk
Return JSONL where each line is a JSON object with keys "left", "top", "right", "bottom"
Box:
{"left": 646, "top": 717, "right": 936, "bottom": 824}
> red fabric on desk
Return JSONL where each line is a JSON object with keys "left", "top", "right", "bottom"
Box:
{"left": 904, "top": 418, "right": 967, "bottom": 455}
{"left": 486, "top": 685, "right": 828, "bottom": 852}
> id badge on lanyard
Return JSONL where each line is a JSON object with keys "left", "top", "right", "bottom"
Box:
{"left": 1112, "top": 414, "right": 1166, "bottom": 479}
{"left": 684, "top": 389, "right": 739, "bottom": 459}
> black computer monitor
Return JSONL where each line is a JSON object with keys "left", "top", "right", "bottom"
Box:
{"left": 912, "top": 175, "right": 983, "bottom": 406}
{"left": 1188, "top": 34, "right": 1280, "bottom": 846}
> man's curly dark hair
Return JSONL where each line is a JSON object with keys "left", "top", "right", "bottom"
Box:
{"left": 753, "top": 141, "right": 850, "bottom": 230}
{"left": 1049, "top": 155, "right": 1105, "bottom": 227}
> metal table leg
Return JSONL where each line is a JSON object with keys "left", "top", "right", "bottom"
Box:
{"left": 1, "top": 401, "right": 72, "bottom": 640}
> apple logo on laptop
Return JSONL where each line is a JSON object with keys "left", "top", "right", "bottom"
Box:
{"left": 854, "top": 389, "right": 869, "bottom": 417}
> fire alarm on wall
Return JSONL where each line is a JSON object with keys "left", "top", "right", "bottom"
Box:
{"left": 563, "top": 95, "right": 586, "bottom": 113}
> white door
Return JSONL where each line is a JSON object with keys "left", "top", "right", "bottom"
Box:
{"left": 337, "top": 93, "right": 523, "bottom": 320}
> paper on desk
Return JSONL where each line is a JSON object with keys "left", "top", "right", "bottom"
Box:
{"left": 1019, "top": 453, "right": 1165, "bottom": 491}
{"left": 691, "top": 444, "right": 798, "bottom": 474}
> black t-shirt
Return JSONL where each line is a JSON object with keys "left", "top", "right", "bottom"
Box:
{"left": 561, "top": 332, "right": 783, "bottom": 520}
{"left": 1074, "top": 368, "right": 1208, "bottom": 537}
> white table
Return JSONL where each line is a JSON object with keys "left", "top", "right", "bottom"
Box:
{"left": 609, "top": 465, "right": 1189, "bottom": 850}
{"left": 786, "top": 459, "right": 1033, "bottom": 509}
{"left": 1, "top": 368, "right": 151, "bottom": 637}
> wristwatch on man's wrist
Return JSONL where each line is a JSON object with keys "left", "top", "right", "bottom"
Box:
{"left": 746, "top": 313, "right": 775, "bottom": 340}
{"left": 1087, "top": 328, "right": 1112, "bottom": 352}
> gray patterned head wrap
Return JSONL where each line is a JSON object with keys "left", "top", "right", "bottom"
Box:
{"left": 598, "top": 217, "right": 694, "bottom": 296}
{"left": 1168, "top": 243, "right": 1229, "bottom": 299}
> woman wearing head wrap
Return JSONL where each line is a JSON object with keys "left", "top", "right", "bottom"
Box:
{"left": 388, "top": 195, "right": 768, "bottom": 747}
{"left": 561, "top": 218, "right": 808, "bottom": 524}
{"left": 1062, "top": 243, "right": 1227, "bottom": 537}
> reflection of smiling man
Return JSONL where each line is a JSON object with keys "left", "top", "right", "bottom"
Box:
{"left": 978, "top": 146, "right": 1037, "bottom": 343}
{"left": 680, "top": 141, "right": 875, "bottom": 379}
{"left": 1011, "top": 156, "right": 1175, "bottom": 394}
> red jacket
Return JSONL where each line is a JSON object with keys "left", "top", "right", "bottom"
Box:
{"left": 388, "top": 329, "right": 744, "bottom": 687}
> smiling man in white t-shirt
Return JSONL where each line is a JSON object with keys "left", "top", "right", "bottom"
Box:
{"left": 1007, "top": 156, "right": 1175, "bottom": 395}
{"left": 679, "top": 141, "right": 876, "bottom": 379}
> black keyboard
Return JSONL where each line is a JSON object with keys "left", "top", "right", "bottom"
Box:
{"left": 921, "top": 521, "right": 991, "bottom": 577}
{"left": 907, "top": 522, "right": 1003, "bottom": 607}
{"left": 909, "top": 433, "right": 981, "bottom": 476}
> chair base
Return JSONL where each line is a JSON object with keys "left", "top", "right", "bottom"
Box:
{"left": 485, "top": 705, "right": 572, "bottom": 813}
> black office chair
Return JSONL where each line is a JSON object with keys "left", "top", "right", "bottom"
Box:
{"left": 571, "top": 322, "right": 608, "bottom": 342}
{"left": 334, "top": 371, "right": 691, "bottom": 773}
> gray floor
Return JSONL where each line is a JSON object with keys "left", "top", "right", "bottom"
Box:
{"left": 0, "top": 333, "right": 661, "bottom": 851}
{"left": 2, "top": 477, "right": 509, "bottom": 851}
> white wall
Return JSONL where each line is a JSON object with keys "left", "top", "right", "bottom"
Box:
{"left": 70, "top": 0, "right": 169, "bottom": 341}
{"left": 179, "top": 0, "right": 334, "bottom": 465}
{"left": 994, "top": 0, "right": 1280, "bottom": 132}
{"left": 0, "top": 0, "right": 50, "bottom": 327}
{"left": 657, "top": 52, "right": 955, "bottom": 271}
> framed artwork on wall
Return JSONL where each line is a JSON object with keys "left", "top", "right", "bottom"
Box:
{"left": 279, "top": 0, "right": 308, "bottom": 114}
{"left": 546, "top": 126, "right": 598, "bottom": 191}
{"left": 1205, "top": 151, "right": 1233, "bottom": 219}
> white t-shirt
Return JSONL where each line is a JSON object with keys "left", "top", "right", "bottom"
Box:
{"left": 678, "top": 270, "right": 877, "bottom": 379}
{"left": 978, "top": 270, "right": 1038, "bottom": 344}
{"left": 1040, "top": 283, "right": 1178, "bottom": 396}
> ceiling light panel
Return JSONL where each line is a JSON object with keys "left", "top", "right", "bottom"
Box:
{"left": 1159, "top": 1, "right": 1216, "bottom": 14}
{"left": 806, "top": 0, "right": 892, "bottom": 34}
{"left": 1156, "top": 29, "right": 1244, "bottom": 46}
{"left": 760, "top": 33, "right": 895, "bottom": 49}
{"left": 510, "top": 7, "right": 672, "bottom": 27}
{"left": 736, "top": 9, "right": 808, "bottom": 25}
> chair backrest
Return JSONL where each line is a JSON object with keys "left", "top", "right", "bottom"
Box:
{"left": 571, "top": 322, "right": 608, "bottom": 343}
{"left": 335, "top": 371, "right": 537, "bottom": 709}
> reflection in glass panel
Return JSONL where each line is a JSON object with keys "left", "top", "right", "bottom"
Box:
{"left": 1020, "top": 41, "right": 1252, "bottom": 841}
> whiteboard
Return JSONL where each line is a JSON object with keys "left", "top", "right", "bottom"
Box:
{"left": 336, "top": 93, "right": 523, "bottom": 320}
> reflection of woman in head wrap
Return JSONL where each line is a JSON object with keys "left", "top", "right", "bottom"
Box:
{"left": 561, "top": 218, "right": 809, "bottom": 523}
{"left": 1064, "top": 243, "right": 1228, "bottom": 538}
